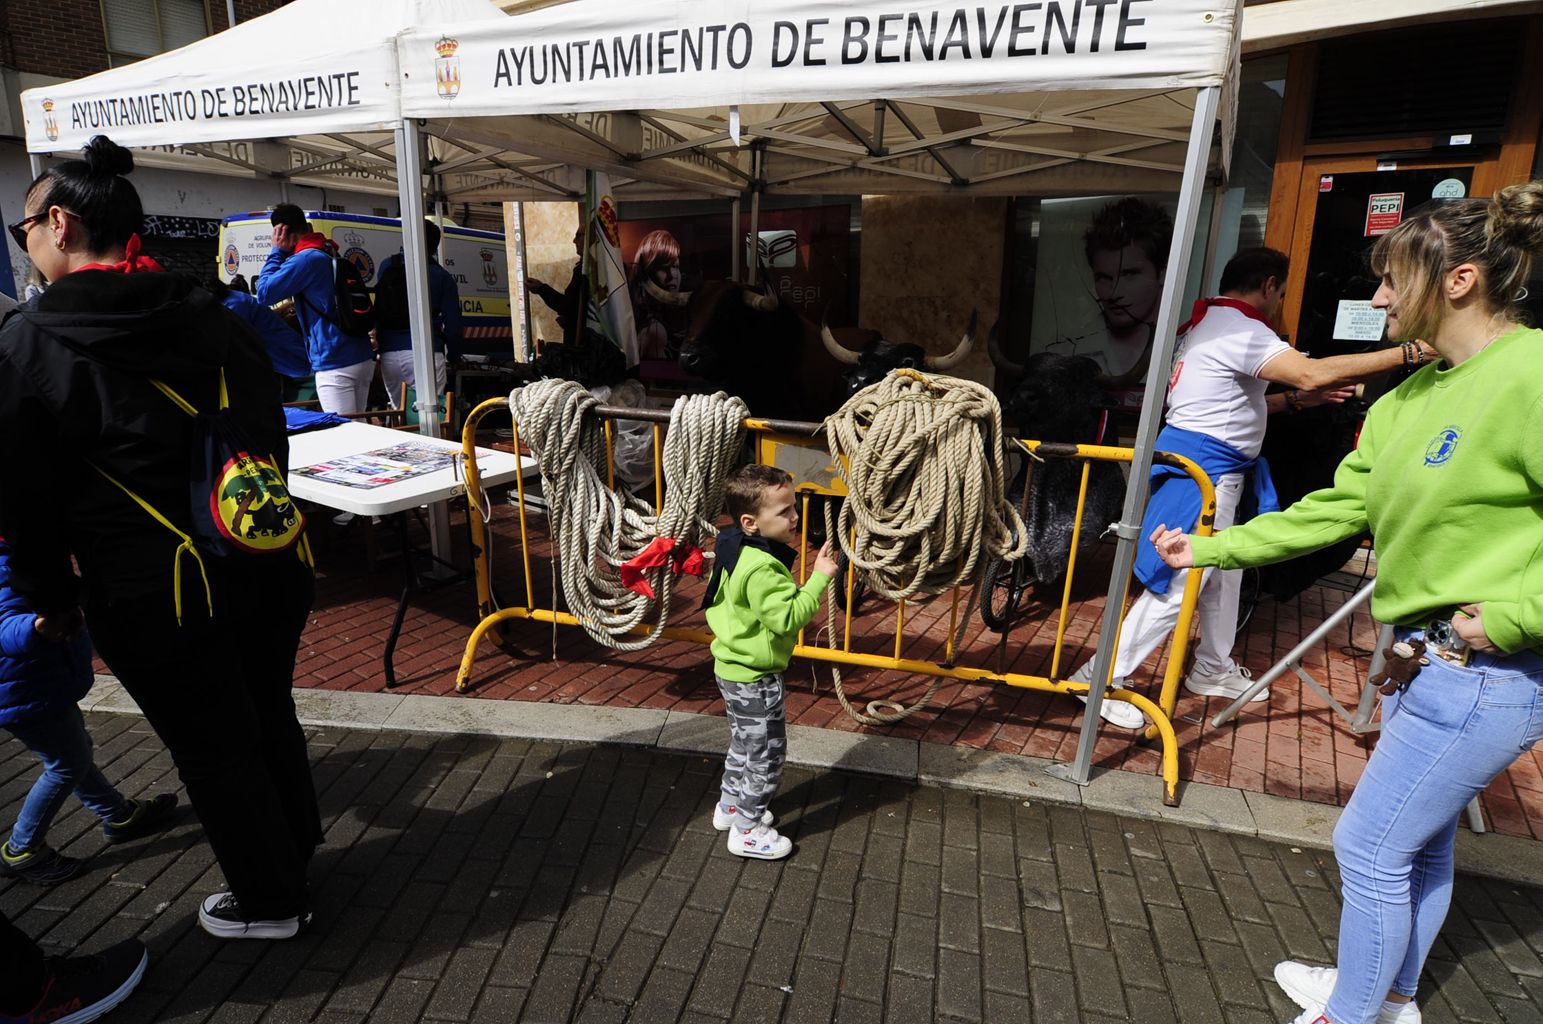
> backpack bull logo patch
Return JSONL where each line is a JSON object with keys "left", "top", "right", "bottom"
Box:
{"left": 210, "top": 452, "right": 304, "bottom": 553}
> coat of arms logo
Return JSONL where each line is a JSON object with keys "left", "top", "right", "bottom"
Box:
{"left": 435, "top": 36, "right": 462, "bottom": 100}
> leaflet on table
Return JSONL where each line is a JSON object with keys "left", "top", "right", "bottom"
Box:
{"left": 292, "top": 441, "right": 457, "bottom": 489}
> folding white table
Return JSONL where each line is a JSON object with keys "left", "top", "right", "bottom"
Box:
{"left": 287, "top": 421, "right": 535, "bottom": 687}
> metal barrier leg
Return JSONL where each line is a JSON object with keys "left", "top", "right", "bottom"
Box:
{"left": 1466, "top": 797, "right": 1487, "bottom": 834}
{"left": 1210, "top": 582, "right": 1376, "bottom": 729}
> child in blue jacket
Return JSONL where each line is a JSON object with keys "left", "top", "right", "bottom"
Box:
{"left": 0, "top": 542, "right": 177, "bottom": 884}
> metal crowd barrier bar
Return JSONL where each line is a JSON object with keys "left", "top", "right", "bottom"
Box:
{"left": 454, "top": 394, "right": 1218, "bottom": 806}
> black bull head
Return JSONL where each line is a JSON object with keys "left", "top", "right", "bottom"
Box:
{"left": 654, "top": 278, "right": 977, "bottom": 420}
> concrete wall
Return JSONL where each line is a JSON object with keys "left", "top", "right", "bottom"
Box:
{"left": 857, "top": 195, "right": 1007, "bottom": 388}
{"left": 518, "top": 201, "right": 583, "bottom": 350}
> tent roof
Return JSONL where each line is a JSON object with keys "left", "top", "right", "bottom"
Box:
{"left": 23, "top": 0, "right": 1242, "bottom": 202}
{"left": 401, "top": 0, "right": 1240, "bottom": 199}
{"left": 20, "top": 0, "right": 507, "bottom": 153}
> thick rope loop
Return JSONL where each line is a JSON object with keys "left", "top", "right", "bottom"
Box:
{"left": 818, "top": 370, "right": 1027, "bottom": 724}
{"left": 509, "top": 379, "right": 748, "bottom": 651}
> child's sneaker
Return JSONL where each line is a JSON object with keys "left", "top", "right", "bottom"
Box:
{"left": 0, "top": 841, "right": 83, "bottom": 885}
{"left": 197, "top": 892, "right": 310, "bottom": 940}
{"left": 102, "top": 793, "right": 179, "bottom": 845}
{"left": 2, "top": 938, "right": 148, "bottom": 1024}
{"left": 727, "top": 823, "right": 792, "bottom": 860}
{"left": 711, "top": 804, "right": 774, "bottom": 831}
{"left": 1275, "top": 961, "right": 1422, "bottom": 1023}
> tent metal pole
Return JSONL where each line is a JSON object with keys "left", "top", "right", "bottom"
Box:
{"left": 1047, "top": 85, "right": 1222, "bottom": 791}
{"left": 1200, "top": 184, "right": 1227, "bottom": 295}
{"left": 747, "top": 148, "right": 762, "bottom": 286}
{"left": 730, "top": 198, "right": 742, "bottom": 282}
{"left": 395, "top": 117, "right": 454, "bottom": 568}
{"left": 28, "top": 154, "right": 46, "bottom": 178}
{"left": 225, "top": 1, "right": 237, "bottom": 28}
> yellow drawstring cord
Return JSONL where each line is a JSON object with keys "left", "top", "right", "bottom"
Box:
{"left": 88, "top": 463, "right": 213, "bottom": 624}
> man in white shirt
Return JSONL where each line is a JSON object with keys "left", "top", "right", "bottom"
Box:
{"left": 1075, "top": 247, "right": 1432, "bottom": 728}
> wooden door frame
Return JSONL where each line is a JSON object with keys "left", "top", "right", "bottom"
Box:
{"left": 1280, "top": 156, "right": 1481, "bottom": 344}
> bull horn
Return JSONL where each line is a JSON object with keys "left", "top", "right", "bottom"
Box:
{"left": 986, "top": 319, "right": 1025, "bottom": 375}
{"left": 820, "top": 317, "right": 861, "bottom": 365}
{"left": 643, "top": 279, "right": 692, "bottom": 307}
{"left": 742, "top": 280, "right": 779, "bottom": 312}
{"left": 924, "top": 309, "right": 977, "bottom": 371}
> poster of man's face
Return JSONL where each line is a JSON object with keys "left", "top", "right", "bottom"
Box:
{"left": 1029, "top": 195, "right": 1179, "bottom": 397}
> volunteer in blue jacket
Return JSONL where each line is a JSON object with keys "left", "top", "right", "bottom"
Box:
{"left": 255, "top": 204, "right": 373, "bottom": 414}
{"left": 373, "top": 220, "right": 462, "bottom": 417}
{"left": 207, "top": 275, "right": 314, "bottom": 403}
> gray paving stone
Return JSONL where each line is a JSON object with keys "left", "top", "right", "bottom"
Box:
{"left": 15, "top": 711, "right": 1543, "bottom": 1024}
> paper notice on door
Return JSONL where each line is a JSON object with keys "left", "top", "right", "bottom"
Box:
{"left": 1333, "top": 301, "right": 1388, "bottom": 342}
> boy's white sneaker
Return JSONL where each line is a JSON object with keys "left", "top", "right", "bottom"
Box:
{"left": 1184, "top": 663, "right": 1269, "bottom": 703}
{"left": 1274, "top": 961, "right": 1422, "bottom": 1023}
{"left": 1068, "top": 662, "right": 1146, "bottom": 730}
{"left": 712, "top": 805, "right": 774, "bottom": 831}
{"left": 727, "top": 822, "right": 792, "bottom": 860}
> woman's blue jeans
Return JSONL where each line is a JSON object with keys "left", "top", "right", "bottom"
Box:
{"left": 4, "top": 703, "right": 126, "bottom": 852}
{"left": 1324, "top": 640, "right": 1543, "bottom": 1024}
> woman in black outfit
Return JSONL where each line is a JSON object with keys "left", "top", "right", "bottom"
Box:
{"left": 0, "top": 136, "right": 319, "bottom": 939}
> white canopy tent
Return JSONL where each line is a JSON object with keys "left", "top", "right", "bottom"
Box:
{"left": 24, "top": 0, "right": 1244, "bottom": 787}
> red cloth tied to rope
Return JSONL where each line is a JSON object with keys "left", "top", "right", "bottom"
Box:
{"left": 75, "top": 233, "right": 164, "bottom": 274}
{"left": 619, "top": 537, "right": 706, "bottom": 598}
{"left": 1176, "top": 296, "right": 1272, "bottom": 336}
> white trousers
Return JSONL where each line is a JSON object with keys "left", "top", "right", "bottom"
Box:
{"left": 314, "top": 359, "right": 376, "bottom": 415}
{"left": 1109, "top": 473, "right": 1245, "bottom": 680}
{"left": 380, "top": 350, "right": 447, "bottom": 408}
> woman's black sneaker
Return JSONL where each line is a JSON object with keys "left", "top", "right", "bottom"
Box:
{"left": 101, "top": 794, "right": 179, "bottom": 845}
{"left": 0, "top": 841, "right": 83, "bottom": 885}
{"left": 197, "top": 892, "right": 310, "bottom": 940}
{"left": 0, "top": 938, "right": 147, "bottom": 1024}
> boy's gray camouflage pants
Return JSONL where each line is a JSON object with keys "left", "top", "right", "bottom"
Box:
{"left": 716, "top": 674, "right": 786, "bottom": 831}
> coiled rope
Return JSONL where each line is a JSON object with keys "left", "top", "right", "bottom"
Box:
{"left": 819, "top": 370, "right": 1028, "bottom": 724}
{"left": 509, "top": 379, "right": 748, "bottom": 651}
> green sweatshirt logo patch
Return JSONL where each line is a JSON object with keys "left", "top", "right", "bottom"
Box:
{"left": 1423, "top": 425, "right": 1463, "bottom": 467}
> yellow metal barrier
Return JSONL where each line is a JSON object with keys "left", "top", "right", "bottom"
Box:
{"left": 454, "top": 395, "right": 1216, "bottom": 806}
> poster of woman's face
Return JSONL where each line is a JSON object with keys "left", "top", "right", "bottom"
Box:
{"left": 1029, "top": 195, "right": 1177, "bottom": 386}
{"left": 618, "top": 206, "right": 853, "bottom": 366}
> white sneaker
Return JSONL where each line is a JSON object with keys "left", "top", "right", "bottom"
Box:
{"left": 727, "top": 822, "right": 792, "bottom": 860}
{"left": 1275, "top": 961, "right": 1422, "bottom": 1023}
{"left": 1184, "top": 663, "right": 1269, "bottom": 703}
{"left": 1068, "top": 661, "right": 1147, "bottom": 730}
{"left": 197, "top": 892, "right": 309, "bottom": 940}
{"left": 711, "top": 804, "right": 775, "bottom": 831}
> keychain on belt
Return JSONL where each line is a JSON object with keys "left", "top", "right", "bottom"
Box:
{"left": 1371, "top": 637, "right": 1427, "bottom": 696}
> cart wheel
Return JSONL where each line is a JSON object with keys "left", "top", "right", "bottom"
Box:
{"left": 980, "top": 556, "right": 1031, "bottom": 633}
{"left": 832, "top": 551, "right": 869, "bottom": 613}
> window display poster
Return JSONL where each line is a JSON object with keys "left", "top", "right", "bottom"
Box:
{"left": 1028, "top": 194, "right": 1190, "bottom": 406}
{"left": 618, "top": 205, "right": 852, "bottom": 366}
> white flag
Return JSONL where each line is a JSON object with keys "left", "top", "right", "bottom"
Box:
{"left": 584, "top": 172, "right": 638, "bottom": 368}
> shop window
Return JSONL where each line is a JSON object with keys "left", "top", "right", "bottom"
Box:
{"left": 102, "top": 0, "right": 211, "bottom": 66}
{"left": 1202, "top": 53, "right": 1288, "bottom": 291}
{"left": 1310, "top": 19, "right": 1519, "bottom": 143}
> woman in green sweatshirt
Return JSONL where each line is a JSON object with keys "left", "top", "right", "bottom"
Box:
{"left": 1152, "top": 181, "right": 1543, "bottom": 1024}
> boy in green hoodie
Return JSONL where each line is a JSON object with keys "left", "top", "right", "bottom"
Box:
{"left": 703, "top": 465, "right": 839, "bottom": 860}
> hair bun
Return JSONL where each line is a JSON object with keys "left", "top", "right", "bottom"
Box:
{"left": 1489, "top": 180, "right": 1543, "bottom": 256}
{"left": 82, "top": 135, "right": 134, "bottom": 178}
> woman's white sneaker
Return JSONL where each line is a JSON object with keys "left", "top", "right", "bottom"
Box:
{"left": 197, "top": 892, "right": 308, "bottom": 940}
{"left": 727, "top": 822, "right": 792, "bottom": 860}
{"left": 712, "top": 805, "right": 774, "bottom": 831}
{"left": 1274, "top": 961, "right": 1422, "bottom": 1023}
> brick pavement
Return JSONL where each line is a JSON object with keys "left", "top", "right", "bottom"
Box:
{"left": 283, "top": 502, "right": 1543, "bottom": 841}
{"left": 4, "top": 712, "right": 1543, "bottom": 1024}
